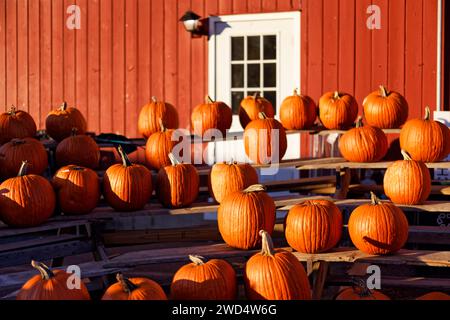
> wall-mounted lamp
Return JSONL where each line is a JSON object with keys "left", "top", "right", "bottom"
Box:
{"left": 179, "top": 10, "right": 208, "bottom": 38}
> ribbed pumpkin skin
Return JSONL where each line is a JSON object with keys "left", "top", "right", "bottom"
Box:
{"left": 363, "top": 86, "right": 408, "bottom": 129}
{"left": 335, "top": 287, "right": 390, "bottom": 300}
{"left": 416, "top": 292, "right": 450, "bottom": 300}
{"left": 0, "top": 138, "right": 48, "bottom": 178}
{"left": 45, "top": 105, "right": 87, "bottom": 142}
{"left": 218, "top": 188, "right": 276, "bottom": 250}
{"left": 243, "top": 117, "right": 287, "bottom": 164}
{"left": 191, "top": 100, "right": 232, "bottom": 137}
{"left": 0, "top": 174, "right": 56, "bottom": 227}
{"left": 103, "top": 163, "right": 153, "bottom": 211}
{"left": 348, "top": 199, "right": 409, "bottom": 255}
{"left": 0, "top": 108, "right": 37, "bottom": 145}
{"left": 102, "top": 277, "right": 167, "bottom": 300}
{"left": 383, "top": 159, "right": 431, "bottom": 205}
{"left": 399, "top": 109, "right": 450, "bottom": 162}
{"left": 138, "top": 99, "right": 179, "bottom": 138}
{"left": 55, "top": 134, "right": 100, "bottom": 169}
{"left": 156, "top": 163, "right": 199, "bottom": 208}
{"left": 338, "top": 124, "right": 388, "bottom": 162}
{"left": 239, "top": 95, "right": 275, "bottom": 129}
{"left": 318, "top": 92, "right": 358, "bottom": 130}
{"left": 145, "top": 129, "right": 178, "bottom": 170}
{"left": 209, "top": 162, "right": 259, "bottom": 203}
{"left": 280, "top": 92, "right": 317, "bottom": 130}
{"left": 171, "top": 258, "right": 237, "bottom": 300}
{"left": 53, "top": 165, "right": 100, "bottom": 215}
{"left": 244, "top": 250, "right": 311, "bottom": 300}
{"left": 285, "top": 200, "right": 342, "bottom": 253}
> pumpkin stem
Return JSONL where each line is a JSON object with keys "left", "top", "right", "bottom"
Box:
{"left": 59, "top": 101, "right": 68, "bottom": 111}
{"left": 351, "top": 277, "right": 372, "bottom": 298}
{"left": 293, "top": 88, "right": 299, "bottom": 96}
{"left": 258, "top": 112, "right": 267, "bottom": 120}
{"left": 370, "top": 191, "right": 381, "bottom": 205}
{"left": 11, "top": 138, "right": 26, "bottom": 146}
{"left": 71, "top": 127, "right": 78, "bottom": 136}
{"left": 31, "top": 260, "right": 54, "bottom": 280}
{"left": 424, "top": 106, "right": 431, "bottom": 121}
{"left": 117, "top": 145, "right": 132, "bottom": 167}
{"left": 243, "top": 184, "right": 266, "bottom": 193}
{"left": 158, "top": 118, "right": 166, "bottom": 132}
{"left": 401, "top": 150, "right": 413, "bottom": 161}
{"left": 333, "top": 91, "right": 340, "bottom": 99}
{"left": 116, "top": 273, "right": 138, "bottom": 294}
{"left": 151, "top": 96, "right": 158, "bottom": 104}
{"left": 8, "top": 105, "right": 16, "bottom": 115}
{"left": 17, "top": 161, "right": 29, "bottom": 177}
{"left": 253, "top": 92, "right": 260, "bottom": 99}
{"left": 205, "top": 95, "right": 214, "bottom": 104}
{"left": 259, "top": 230, "right": 275, "bottom": 257}
{"left": 227, "top": 158, "right": 237, "bottom": 165}
{"left": 355, "top": 116, "right": 364, "bottom": 128}
{"left": 168, "top": 153, "right": 180, "bottom": 166}
{"left": 189, "top": 255, "right": 206, "bottom": 266}
{"left": 379, "top": 85, "right": 388, "bottom": 98}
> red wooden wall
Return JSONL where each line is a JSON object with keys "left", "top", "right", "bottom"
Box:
{"left": 0, "top": 0, "right": 444, "bottom": 139}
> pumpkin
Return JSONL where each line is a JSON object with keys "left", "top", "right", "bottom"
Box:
{"left": 239, "top": 92, "right": 275, "bottom": 129}
{"left": 156, "top": 153, "right": 199, "bottom": 208}
{"left": 102, "top": 273, "right": 167, "bottom": 300}
{"left": 244, "top": 230, "right": 311, "bottom": 300}
{"left": 338, "top": 117, "right": 388, "bottom": 162}
{"left": 318, "top": 91, "right": 358, "bottom": 130}
{"left": 285, "top": 199, "right": 342, "bottom": 253}
{"left": 171, "top": 255, "right": 237, "bottom": 300}
{"left": 0, "top": 106, "right": 37, "bottom": 145}
{"left": 209, "top": 160, "right": 259, "bottom": 203}
{"left": 279, "top": 89, "right": 317, "bottom": 130}
{"left": 0, "top": 161, "right": 55, "bottom": 227}
{"left": 17, "top": 260, "right": 90, "bottom": 300}
{"left": 45, "top": 102, "right": 87, "bottom": 142}
{"left": 399, "top": 106, "right": 450, "bottom": 162}
{"left": 138, "top": 96, "right": 179, "bottom": 138}
{"left": 363, "top": 85, "right": 409, "bottom": 129}
{"left": 0, "top": 137, "right": 48, "bottom": 178}
{"left": 348, "top": 192, "right": 409, "bottom": 255}
{"left": 218, "top": 184, "right": 275, "bottom": 250}
{"left": 191, "top": 96, "right": 232, "bottom": 137}
{"left": 243, "top": 112, "right": 287, "bottom": 164}
{"left": 53, "top": 165, "right": 100, "bottom": 215}
{"left": 55, "top": 129, "right": 100, "bottom": 169}
{"left": 416, "top": 292, "right": 450, "bottom": 300}
{"left": 145, "top": 119, "right": 178, "bottom": 170}
{"left": 335, "top": 278, "right": 390, "bottom": 300}
{"left": 103, "top": 145, "right": 153, "bottom": 211}
{"left": 383, "top": 150, "right": 431, "bottom": 205}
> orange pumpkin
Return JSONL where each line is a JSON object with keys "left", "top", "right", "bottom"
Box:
{"left": 191, "top": 96, "right": 232, "bottom": 137}
{"left": 338, "top": 117, "right": 388, "bottom": 162}
{"left": 243, "top": 112, "right": 287, "bottom": 164}
{"left": 416, "top": 292, "right": 450, "bottom": 300}
{"left": 0, "top": 137, "right": 48, "bottom": 178}
{"left": 280, "top": 89, "right": 317, "bottom": 130}
{"left": 55, "top": 129, "right": 100, "bottom": 169}
{"left": 244, "top": 230, "right": 311, "bottom": 300}
{"left": 102, "top": 273, "right": 167, "bottom": 300}
{"left": 53, "top": 165, "right": 100, "bottom": 215}
{"left": 209, "top": 160, "right": 259, "bottom": 203}
{"left": 319, "top": 91, "right": 358, "bottom": 130}
{"left": 363, "top": 85, "right": 409, "bottom": 129}
{"left": 399, "top": 106, "right": 450, "bottom": 162}
{"left": 45, "top": 102, "right": 87, "bottom": 142}
{"left": 17, "top": 260, "right": 90, "bottom": 300}
{"left": 0, "top": 106, "right": 37, "bottom": 145}
{"left": 0, "top": 161, "right": 55, "bottom": 227}
{"left": 138, "top": 96, "right": 179, "bottom": 138}
{"left": 239, "top": 93, "right": 275, "bottom": 129}
{"left": 285, "top": 199, "right": 342, "bottom": 253}
{"left": 103, "top": 146, "right": 153, "bottom": 211}
{"left": 218, "top": 184, "right": 276, "bottom": 250}
{"left": 156, "top": 154, "right": 199, "bottom": 208}
{"left": 145, "top": 119, "right": 178, "bottom": 170}
{"left": 383, "top": 150, "right": 431, "bottom": 205}
{"left": 348, "top": 192, "right": 409, "bottom": 255}
{"left": 171, "top": 255, "right": 237, "bottom": 300}
{"left": 335, "top": 279, "right": 390, "bottom": 300}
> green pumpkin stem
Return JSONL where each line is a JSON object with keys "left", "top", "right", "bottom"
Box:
{"left": 168, "top": 153, "right": 180, "bottom": 166}
{"left": 355, "top": 116, "right": 364, "bottom": 128}
{"left": 379, "top": 85, "right": 388, "bottom": 98}
{"left": 370, "top": 192, "right": 381, "bottom": 205}
{"left": 401, "top": 150, "right": 413, "bottom": 161}
{"left": 424, "top": 106, "right": 431, "bottom": 121}
{"left": 117, "top": 145, "right": 132, "bottom": 167}
{"left": 351, "top": 277, "right": 372, "bottom": 298}
{"left": 243, "top": 184, "right": 266, "bottom": 193}
{"left": 17, "top": 161, "right": 29, "bottom": 177}
{"left": 333, "top": 91, "right": 340, "bottom": 100}
{"left": 259, "top": 230, "right": 275, "bottom": 257}
{"left": 116, "top": 273, "right": 138, "bottom": 294}
{"left": 59, "top": 101, "right": 68, "bottom": 111}
{"left": 189, "top": 255, "right": 206, "bottom": 266}
{"left": 258, "top": 112, "right": 267, "bottom": 120}
{"left": 205, "top": 95, "right": 214, "bottom": 104}
{"left": 31, "top": 260, "right": 54, "bottom": 280}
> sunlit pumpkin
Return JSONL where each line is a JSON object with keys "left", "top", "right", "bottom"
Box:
{"left": 239, "top": 93, "right": 275, "bottom": 129}
{"left": 319, "top": 91, "right": 358, "bottom": 129}
{"left": 0, "top": 106, "right": 37, "bottom": 145}
{"left": 280, "top": 89, "right": 317, "bottom": 130}
{"left": 102, "top": 273, "right": 167, "bottom": 300}
{"left": 45, "top": 102, "right": 87, "bottom": 142}
{"left": 55, "top": 129, "right": 100, "bottom": 169}
{"left": 335, "top": 278, "right": 390, "bottom": 300}
{"left": 145, "top": 119, "right": 179, "bottom": 170}
{"left": 138, "top": 96, "right": 179, "bottom": 138}
{"left": 191, "top": 96, "right": 232, "bottom": 137}
{"left": 416, "top": 292, "right": 450, "bottom": 300}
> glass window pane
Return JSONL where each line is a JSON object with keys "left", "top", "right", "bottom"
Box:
{"left": 231, "top": 64, "right": 244, "bottom": 88}
{"left": 232, "top": 37, "right": 244, "bottom": 61}
{"left": 264, "top": 91, "right": 277, "bottom": 112}
{"left": 263, "top": 63, "right": 276, "bottom": 87}
{"left": 231, "top": 91, "right": 244, "bottom": 114}
{"left": 263, "top": 35, "right": 277, "bottom": 60}
{"left": 247, "top": 36, "right": 260, "bottom": 60}
{"left": 247, "top": 64, "right": 260, "bottom": 88}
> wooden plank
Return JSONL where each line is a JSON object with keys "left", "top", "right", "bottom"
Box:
{"left": 99, "top": 0, "right": 113, "bottom": 133}
{"left": 125, "top": 0, "right": 138, "bottom": 138}
{"left": 0, "top": 234, "right": 84, "bottom": 253}
{"left": 328, "top": 275, "right": 450, "bottom": 290}
{"left": 0, "top": 220, "right": 90, "bottom": 238}
{"left": 297, "top": 160, "right": 450, "bottom": 170}
{"left": 312, "top": 262, "right": 329, "bottom": 300}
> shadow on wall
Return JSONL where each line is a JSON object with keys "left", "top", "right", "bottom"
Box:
{"left": 208, "top": 17, "right": 231, "bottom": 40}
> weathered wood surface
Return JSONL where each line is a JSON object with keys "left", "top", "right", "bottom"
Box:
{"left": 297, "top": 159, "right": 450, "bottom": 170}
{"left": 0, "top": 220, "right": 90, "bottom": 238}
{"left": 327, "top": 275, "right": 450, "bottom": 289}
